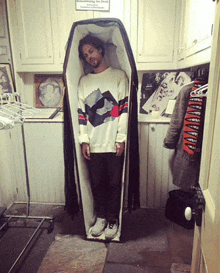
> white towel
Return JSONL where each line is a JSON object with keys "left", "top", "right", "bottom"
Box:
{"left": 0, "top": 116, "right": 14, "bottom": 130}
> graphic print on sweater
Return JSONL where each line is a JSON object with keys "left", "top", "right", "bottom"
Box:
{"left": 78, "top": 89, "right": 128, "bottom": 127}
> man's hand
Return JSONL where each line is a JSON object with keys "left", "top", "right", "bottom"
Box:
{"left": 115, "top": 142, "right": 125, "bottom": 157}
{"left": 82, "top": 143, "right": 90, "bottom": 160}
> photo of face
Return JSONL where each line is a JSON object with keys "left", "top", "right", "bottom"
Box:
{"left": 0, "top": 67, "right": 13, "bottom": 95}
{"left": 141, "top": 71, "right": 193, "bottom": 116}
{"left": 38, "top": 78, "right": 62, "bottom": 108}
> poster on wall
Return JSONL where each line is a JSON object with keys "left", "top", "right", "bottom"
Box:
{"left": 76, "top": 0, "right": 110, "bottom": 11}
{"left": 140, "top": 71, "right": 194, "bottom": 117}
{"left": 34, "top": 74, "right": 64, "bottom": 108}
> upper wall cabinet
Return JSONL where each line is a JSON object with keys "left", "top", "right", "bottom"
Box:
{"left": 177, "top": 0, "right": 216, "bottom": 67}
{"left": 17, "top": 0, "right": 54, "bottom": 65}
{"left": 7, "top": 0, "right": 93, "bottom": 72}
{"left": 0, "top": 0, "right": 13, "bottom": 64}
{"left": 8, "top": 0, "right": 59, "bottom": 72}
{"left": 130, "top": 0, "right": 177, "bottom": 70}
{"left": 7, "top": 0, "right": 216, "bottom": 73}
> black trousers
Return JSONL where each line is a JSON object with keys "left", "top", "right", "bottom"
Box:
{"left": 88, "top": 153, "right": 124, "bottom": 221}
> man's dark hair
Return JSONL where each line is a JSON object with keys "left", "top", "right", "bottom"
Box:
{"left": 78, "top": 34, "right": 105, "bottom": 59}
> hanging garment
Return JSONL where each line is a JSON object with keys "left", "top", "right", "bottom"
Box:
{"left": 164, "top": 79, "right": 207, "bottom": 190}
{"left": 183, "top": 79, "right": 207, "bottom": 155}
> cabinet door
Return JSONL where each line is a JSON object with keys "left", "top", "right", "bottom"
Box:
{"left": 0, "top": 126, "right": 26, "bottom": 207}
{"left": 183, "top": 0, "right": 215, "bottom": 58}
{"left": 0, "top": 0, "right": 13, "bottom": 64}
{"left": 139, "top": 123, "right": 177, "bottom": 208}
{"left": 93, "top": 0, "right": 124, "bottom": 24}
{"left": 23, "top": 123, "right": 65, "bottom": 203}
{"left": 137, "top": 0, "right": 176, "bottom": 63}
{"left": 0, "top": 130, "right": 16, "bottom": 207}
{"left": 57, "top": 0, "right": 94, "bottom": 65}
{"left": 177, "top": 0, "right": 187, "bottom": 61}
{"left": 15, "top": 0, "right": 54, "bottom": 65}
{"left": 147, "top": 123, "right": 177, "bottom": 207}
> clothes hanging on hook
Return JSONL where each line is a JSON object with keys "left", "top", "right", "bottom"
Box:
{"left": 183, "top": 79, "right": 208, "bottom": 155}
{"left": 164, "top": 78, "right": 208, "bottom": 190}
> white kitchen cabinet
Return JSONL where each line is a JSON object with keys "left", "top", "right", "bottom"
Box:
{"left": 23, "top": 122, "right": 65, "bottom": 204}
{"left": 0, "top": 0, "right": 13, "bottom": 64}
{"left": 7, "top": 0, "right": 93, "bottom": 72}
{"left": 0, "top": 125, "right": 26, "bottom": 207}
{"left": 0, "top": 129, "right": 17, "bottom": 207}
{"left": 130, "top": 0, "right": 177, "bottom": 70}
{"left": 177, "top": 0, "right": 216, "bottom": 67}
{"left": 16, "top": 0, "right": 54, "bottom": 65}
{"left": 8, "top": 0, "right": 58, "bottom": 72}
{"left": 93, "top": 0, "right": 125, "bottom": 27}
{"left": 139, "top": 122, "right": 177, "bottom": 208}
{"left": 0, "top": 121, "right": 65, "bottom": 206}
{"left": 7, "top": 0, "right": 214, "bottom": 72}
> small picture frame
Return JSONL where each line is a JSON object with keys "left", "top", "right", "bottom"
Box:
{"left": 0, "top": 63, "right": 15, "bottom": 95}
{"left": 34, "top": 74, "right": 65, "bottom": 108}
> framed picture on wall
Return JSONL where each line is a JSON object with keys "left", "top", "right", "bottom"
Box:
{"left": 0, "top": 63, "right": 15, "bottom": 95}
{"left": 140, "top": 70, "right": 194, "bottom": 117}
{"left": 34, "top": 74, "right": 65, "bottom": 108}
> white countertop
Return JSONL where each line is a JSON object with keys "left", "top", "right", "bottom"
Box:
{"left": 138, "top": 113, "right": 171, "bottom": 123}
{"left": 24, "top": 108, "right": 64, "bottom": 123}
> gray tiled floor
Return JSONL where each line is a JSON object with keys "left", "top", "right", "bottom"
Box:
{"left": 0, "top": 204, "right": 194, "bottom": 272}
{"left": 103, "top": 209, "right": 194, "bottom": 272}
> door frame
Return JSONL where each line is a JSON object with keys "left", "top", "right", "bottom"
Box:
{"left": 191, "top": 1, "right": 220, "bottom": 272}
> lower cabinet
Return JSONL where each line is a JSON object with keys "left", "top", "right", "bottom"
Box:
{"left": 0, "top": 125, "right": 27, "bottom": 207}
{"left": 139, "top": 122, "right": 178, "bottom": 208}
{"left": 0, "top": 128, "right": 19, "bottom": 207}
{"left": 1, "top": 119, "right": 177, "bottom": 208}
{"left": 22, "top": 122, "right": 65, "bottom": 204}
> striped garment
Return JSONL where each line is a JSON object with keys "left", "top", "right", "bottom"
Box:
{"left": 183, "top": 80, "right": 207, "bottom": 155}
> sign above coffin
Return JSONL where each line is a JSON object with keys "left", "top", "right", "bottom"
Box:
{"left": 76, "top": 0, "right": 110, "bottom": 11}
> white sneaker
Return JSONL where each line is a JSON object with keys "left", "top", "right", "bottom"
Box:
{"left": 105, "top": 220, "right": 119, "bottom": 240}
{"left": 89, "top": 218, "right": 107, "bottom": 237}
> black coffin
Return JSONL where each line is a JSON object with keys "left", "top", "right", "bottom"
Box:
{"left": 63, "top": 18, "right": 139, "bottom": 241}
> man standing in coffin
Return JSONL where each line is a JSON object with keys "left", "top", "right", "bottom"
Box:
{"left": 78, "top": 34, "right": 128, "bottom": 240}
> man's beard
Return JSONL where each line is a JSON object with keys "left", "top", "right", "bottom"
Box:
{"left": 89, "top": 58, "right": 101, "bottom": 68}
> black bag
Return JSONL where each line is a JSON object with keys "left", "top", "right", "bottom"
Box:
{"left": 165, "top": 189, "right": 195, "bottom": 229}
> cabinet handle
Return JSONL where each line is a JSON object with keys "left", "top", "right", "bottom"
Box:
{"left": 151, "top": 126, "right": 155, "bottom": 132}
{"left": 193, "top": 39, "right": 197, "bottom": 44}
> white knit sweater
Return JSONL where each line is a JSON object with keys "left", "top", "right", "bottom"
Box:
{"left": 78, "top": 67, "right": 129, "bottom": 153}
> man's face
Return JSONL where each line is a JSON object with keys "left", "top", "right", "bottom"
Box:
{"left": 82, "top": 44, "right": 103, "bottom": 68}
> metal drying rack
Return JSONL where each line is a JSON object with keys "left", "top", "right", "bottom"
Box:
{"left": 0, "top": 93, "right": 54, "bottom": 273}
